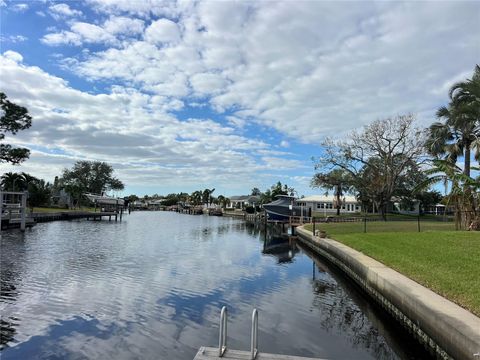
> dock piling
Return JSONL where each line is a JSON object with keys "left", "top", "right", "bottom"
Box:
{"left": 20, "top": 192, "right": 27, "bottom": 231}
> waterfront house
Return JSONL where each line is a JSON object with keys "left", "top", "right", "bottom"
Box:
{"left": 297, "top": 195, "right": 361, "bottom": 215}
{"left": 227, "top": 195, "right": 260, "bottom": 209}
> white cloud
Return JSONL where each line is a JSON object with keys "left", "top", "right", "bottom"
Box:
{"left": 0, "top": 34, "right": 27, "bottom": 43}
{"left": 42, "top": 31, "right": 82, "bottom": 46}
{"left": 103, "top": 16, "right": 145, "bottom": 35}
{"left": 144, "top": 18, "right": 181, "bottom": 45}
{"left": 49, "top": 3, "right": 83, "bottom": 20}
{"left": 11, "top": 3, "right": 28, "bottom": 12}
{"left": 86, "top": 0, "right": 181, "bottom": 19}
{"left": 42, "top": 16, "right": 146, "bottom": 47}
{"left": 70, "top": 22, "right": 117, "bottom": 44}
{"left": 3, "top": 50, "right": 23, "bottom": 63}
{"left": 189, "top": 72, "right": 227, "bottom": 96}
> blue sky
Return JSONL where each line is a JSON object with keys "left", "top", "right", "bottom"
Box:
{"left": 0, "top": 1, "right": 478, "bottom": 197}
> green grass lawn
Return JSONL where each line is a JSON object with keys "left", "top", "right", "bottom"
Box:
{"left": 303, "top": 223, "right": 480, "bottom": 316}
{"left": 305, "top": 220, "right": 455, "bottom": 234}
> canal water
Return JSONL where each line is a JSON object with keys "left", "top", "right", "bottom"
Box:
{"left": 0, "top": 212, "right": 432, "bottom": 359}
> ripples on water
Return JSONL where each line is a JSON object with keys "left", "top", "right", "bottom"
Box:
{"left": 0, "top": 212, "right": 432, "bottom": 359}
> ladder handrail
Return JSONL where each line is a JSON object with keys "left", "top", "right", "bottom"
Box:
{"left": 218, "top": 306, "right": 228, "bottom": 357}
{"left": 250, "top": 309, "right": 258, "bottom": 359}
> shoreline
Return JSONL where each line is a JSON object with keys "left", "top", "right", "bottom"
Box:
{"left": 296, "top": 226, "right": 480, "bottom": 360}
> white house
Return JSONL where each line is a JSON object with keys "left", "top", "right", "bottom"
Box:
{"left": 228, "top": 195, "right": 260, "bottom": 209}
{"left": 297, "top": 195, "right": 361, "bottom": 215}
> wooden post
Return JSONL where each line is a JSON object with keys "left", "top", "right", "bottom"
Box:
{"left": 312, "top": 217, "right": 316, "bottom": 237}
{"left": 417, "top": 215, "right": 420, "bottom": 232}
{"left": 364, "top": 216, "right": 367, "bottom": 233}
{"left": 20, "top": 191, "right": 27, "bottom": 231}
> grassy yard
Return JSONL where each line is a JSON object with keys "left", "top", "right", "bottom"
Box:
{"left": 305, "top": 220, "right": 455, "bottom": 234}
{"left": 303, "top": 223, "right": 480, "bottom": 316}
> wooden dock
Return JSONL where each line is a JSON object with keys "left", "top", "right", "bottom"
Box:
{"left": 194, "top": 347, "right": 324, "bottom": 360}
{"left": 1, "top": 211, "right": 122, "bottom": 230}
{"left": 32, "top": 211, "right": 120, "bottom": 222}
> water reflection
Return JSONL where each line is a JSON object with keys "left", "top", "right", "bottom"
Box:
{"left": 0, "top": 213, "right": 432, "bottom": 359}
{"left": 262, "top": 230, "right": 298, "bottom": 263}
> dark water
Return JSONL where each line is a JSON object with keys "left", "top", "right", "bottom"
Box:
{"left": 0, "top": 212, "right": 432, "bottom": 359}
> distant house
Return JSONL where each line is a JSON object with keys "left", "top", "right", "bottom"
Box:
{"left": 390, "top": 199, "right": 420, "bottom": 215}
{"left": 147, "top": 199, "right": 165, "bottom": 210}
{"left": 228, "top": 195, "right": 261, "bottom": 209}
{"left": 297, "top": 195, "right": 361, "bottom": 215}
{"left": 424, "top": 203, "right": 453, "bottom": 215}
{"left": 132, "top": 200, "right": 147, "bottom": 210}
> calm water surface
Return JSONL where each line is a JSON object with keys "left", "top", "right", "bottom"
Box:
{"left": 0, "top": 212, "right": 432, "bottom": 359}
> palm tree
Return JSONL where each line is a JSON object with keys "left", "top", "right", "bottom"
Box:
{"left": 450, "top": 64, "right": 480, "bottom": 116}
{"left": 427, "top": 65, "right": 480, "bottom": 176}
{"left": 426, "top": 103, "right": 479, "bottom": 177}
{"left": 190, "top": 191, "right": 202, "bottom": 206}
{"left": 1, "top": 172, "right": 25, "bottom": 191}
{"left": 311, "top": 169, "right": 352, "bottom": 216}
{"left": 21, "top": 172, "right": 38, "bottom": 189}
{"left": 202, "top": 188, "right": 215, "bottom": 206}
{"left": 418, "top": 159, "right": 479, "bottom": 229}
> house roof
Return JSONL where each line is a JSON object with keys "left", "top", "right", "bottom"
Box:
{"left": 230, "top": 195, "right": 260, "bottom": 202}
{"left": 300, "top": 195, "right": 358, "bottom": 203}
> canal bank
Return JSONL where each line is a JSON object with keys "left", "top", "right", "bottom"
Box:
{"left": 296, "top": 226, "right": 480, "bottom": 360}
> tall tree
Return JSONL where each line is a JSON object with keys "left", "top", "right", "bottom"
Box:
{"left": 0, "top": 92, "right": 32, "bottom": 164}
{"left": 251, "top": 187, "right": 262, "bottom": 196}
{"left": 202, "top": 188, "right": 215, "bottom": 205}
{"left": 427, "top": 65, "right": 480, "bottom": 176}
{"left": 315, "top": 115, "right": 426, "bottom": 219}
{"left": 190, "top": 190, "right": 203, "bottom": 206}
{"left": 0, "top": 172, "right": 25, "bottom": 191}
{"left": 216, "top": 195, "right": 230, "bottom": 208}
{"left": 27, "top": 178, "right": 52, "bottom": 210}
{"left": 425, "top": 65, "right": 480, "bottom": 229}
{"left": 61, "top": 161, "right": 124, "bottom": 205}
{"left": 418, "top": 159, "right": 479, "bottom": 229}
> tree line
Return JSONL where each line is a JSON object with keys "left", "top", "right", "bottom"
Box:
{"left": 1, "top": 160, "right": 125, "bottom": 209}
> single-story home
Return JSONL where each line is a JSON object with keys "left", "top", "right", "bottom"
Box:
{"left": 227, "top": 195, "right": 261, "bottom": 209}
{"left": 296, "top": 195, "right": 361, "bottom": 215}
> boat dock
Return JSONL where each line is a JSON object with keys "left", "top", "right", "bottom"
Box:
{"left": 32, "top": 211, "right": 121, "bottom": 222}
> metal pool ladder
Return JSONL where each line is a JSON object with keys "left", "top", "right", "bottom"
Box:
{"left": 193, "top": 307, "right": 324, "bottom": 360}
{"left": 218, "top": 306, "right": 258, "bottom": 359}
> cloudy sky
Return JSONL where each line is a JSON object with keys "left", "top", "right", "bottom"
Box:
{"left": 0, "top": 1, "right": 478, "bottom": 197}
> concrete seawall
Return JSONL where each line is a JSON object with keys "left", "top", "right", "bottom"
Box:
{"left": 296, "top": 226, "right": 480, "bottom": 360}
